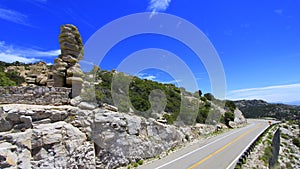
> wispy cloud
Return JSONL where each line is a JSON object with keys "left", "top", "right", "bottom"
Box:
{"left": 274, "top": 9, "right": 283, "bottom": 15}
{"left": 227, "top": 83, "right": 300, "bottom": 104}
{"left": 161, "top": 79, "right": 182, "bottom": 84}
{"left": 0, "top": 41, "right": 60, "bottom": 64}
{"left": 0, "top": 8, "right": 31, "bottom": 26}
{"left": 137, "top": 73, "right": 157, "bottom": 81}
{"left": 147, "top": 0, "right": 171, "bottom": 17}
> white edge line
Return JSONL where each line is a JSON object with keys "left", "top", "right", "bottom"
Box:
{"left": 155, "top": 123, "right": 255, "bottom": 169}
{"left": 225, "top": 123, "right": 271, "bottom": 169}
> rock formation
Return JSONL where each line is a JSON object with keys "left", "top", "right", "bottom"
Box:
{"left": 52, "top": 24, "right": 84, "bottom": 97}
{"left": 5, "top": 61, "right": 50, "bottom": 86}
{"left": 0, "top": 104, "right": 188, "bottom": 169}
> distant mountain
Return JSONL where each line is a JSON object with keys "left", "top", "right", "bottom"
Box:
{"left": 284, "top": 101, "right": 300, "bottom": 106}
{"left": 234, "top": 99, "right": 300, "bottom": 120}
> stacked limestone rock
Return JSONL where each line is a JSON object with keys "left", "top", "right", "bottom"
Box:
{"left": 52, "top": 24, "right": 84, "bottom": 97}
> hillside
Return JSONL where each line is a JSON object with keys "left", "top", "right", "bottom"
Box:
{"left": 234, "top": 100, "right": 300, "bottom": 120}
{"left": 0, "top": 24, "right": 247, "bottom": 169}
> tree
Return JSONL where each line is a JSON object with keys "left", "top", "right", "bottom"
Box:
{"left": 198, "top": 90, "right": 202, "bottom": 97}
{"left": 204, "top": 93, "right": 214, "bottom": 101}
{"left": 225, "top": 100, "right": 236, "bottom": 112}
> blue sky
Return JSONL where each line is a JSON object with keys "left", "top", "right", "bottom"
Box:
{"left": 0, "top": 0, "right": 299, "bottom": 105}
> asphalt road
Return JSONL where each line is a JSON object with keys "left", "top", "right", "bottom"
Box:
{"left": 140, "top": 119, "right": 270, "bottom": 169}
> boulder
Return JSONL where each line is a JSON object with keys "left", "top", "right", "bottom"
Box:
{"left": 126, "top": 115, "right": 141, "bottom": 135}
{"left": 78, "top": 102, "right": 96, "bottom": 110}
{"left": 70, "top": 96, "right": 82, "bottom": 106}
{"left": 234, "top": 109, "right": 246, "bottom": 124}
{"left": 67, "top": 65, "right": 84, "bottom": 77}
{"left": 66, "top": 77, "right": 84, "bottom": 85}
{"left": 20, "top": 115, "right": 32, "bottom": 129}
{"left": 61, "top": 55, "right": 78, "bottom": 63}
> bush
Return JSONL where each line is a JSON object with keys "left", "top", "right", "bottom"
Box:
{"left": 281, "top": 133, "right": 290, "bottom": 140}
{"left": 225, "top": 100, "right": 236, "bottom": 112}
{"left": 224, "top": 111, "right": 235, "bottom": 126}
{"left": 5, "top": 71, "right": 25, "bottom": 85}
{"left": 163, "top": 114, "right": 174, "bottom": 124}
{"left": 261, "top": 146, "right": 272, "bottom": 165}
{"left": 0, "top": 71, "right": 16, "bottom": 86}
{"left": 137, "top": 159, "right": 143, "bottom": 165}
{"left": 204, "top": 93, "right": 214, "bottom": 101}
{"left": 292, "top": 137, "right": 300, "bottom": 148}
{"left": 132, "top": 163, "right": 138, "bottom": 167}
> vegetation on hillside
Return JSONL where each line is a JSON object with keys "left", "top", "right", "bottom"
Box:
{"left": 0, "top": 61, "right": 237, "bottom": 126}
{"left": 92, "top": 70, "right": 235, "bottom": 125}
{"left": 0, "top": 61, "right": 25, "bottom": 86}
{"left": 235, "top": 100, "right": 300, "bottom": 121}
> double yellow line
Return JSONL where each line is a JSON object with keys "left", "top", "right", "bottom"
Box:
{"left": 188, "top": 125, "right": 260, "bottom": 169}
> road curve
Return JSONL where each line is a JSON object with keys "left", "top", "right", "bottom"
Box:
{"left": 140, "top": 119, "right": 270, "bottom": 169}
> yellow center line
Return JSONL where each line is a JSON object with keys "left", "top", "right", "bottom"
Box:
{"left": 188, "top": 125, "right": 261, "bottom": 169}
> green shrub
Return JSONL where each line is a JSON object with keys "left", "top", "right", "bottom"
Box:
{"left": 292, "top": 137, "right": 300, "bottom": 148}
{"left": 283, "top": 125, "right": 288, "bottom": 129}
{"left": 261, "top": 146, "right": 272, "bottom": 165}
{"left": 163, "top": 114, "right": 174, "bottom": 124}
{"left": 0, "top": 71, "right": 16, "bottom": 86}
{"left": 225, "top": 100, "right": 236, "bottom": 112}
{"left": 132, "top": 163, "right": 138, "bottom": 167}
{"left": 137, "top": 159, "right": 143, "bottom": 165}
{"left": 5, "top": 71, "right": 25, "bottom": 85}
{"left": 281, "top": 133, "right": 290, "bottom": 140}
{"left": 224, "top": 111, "right": 235, "bottom": 126}
{"left": 242, "top": 158, "right": 246, "bottom": 164}
{"left": 204, "top": 93, "right": 214, "bottom": 101}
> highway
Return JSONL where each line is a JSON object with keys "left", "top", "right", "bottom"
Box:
{"left": 140, "top": 119, "right": 270, "bottom": 169}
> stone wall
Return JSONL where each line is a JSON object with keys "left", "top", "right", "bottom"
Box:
{"left": 0, "top": 86, "right": 71, "bottom": 105}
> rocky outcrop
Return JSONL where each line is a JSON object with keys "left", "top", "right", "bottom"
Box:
{"left": 52, "top": 24, "right": 84, "bottom": 97}
{"left": 3, "top": 24, "right": 86, "bottom": 97}
{"left": 0, "top": 104, "right": 96, "bottom": 169}
{"left": 30, "top": 121, "right": 95, "bottom": 168}
{"left": 5, "top": 61, "right": 50, "bottom": 86}
{"left": 233, "top": 109, "right": 246, "bottom": 124}
{"left": 0, "top": 86, "right": 71, "bottom": 106}
{"left": 0, "top": 104, "right": 189, "bottom": 169}
{"left": 0, "top": 121, "right": 96, "bottom": 169}
{"left": 92, "top": 109, "right": 183, "bottom": 168}
{"left": 0, "top": 99, "right": 248, "bottom": 169}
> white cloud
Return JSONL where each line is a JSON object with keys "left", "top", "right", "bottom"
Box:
{"left": 227, "top": 83, "right": 300, "bottom": 104}
{"left": 148, "top": 0, "right": 171, "bottom": 17}
{"left": 137, "top": 72, "right": 183, "bottom": 86}
{"left": 137, "top": 73, "right": 157, "bottom": 81}
{"left": 0, "top": 53, "right": 40, "bottom": 64}
{"left": 0, "top": 8, "right": 30, "bottom": 26}
{"left": 0, "top": 41, "right": 60, "bottom": 63}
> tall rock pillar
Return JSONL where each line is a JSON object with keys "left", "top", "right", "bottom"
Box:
{"left": 52, "top": 24, "right": 84, "bottom": 97}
